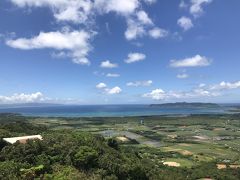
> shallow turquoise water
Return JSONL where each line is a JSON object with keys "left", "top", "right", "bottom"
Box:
{"left": 0, "top": 104, "right": 232, "bottom": 117}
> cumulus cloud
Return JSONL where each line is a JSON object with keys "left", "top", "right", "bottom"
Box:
{"left": 11, "top": 0, "right": 138, "bottom": 24}
{"left": 95, "top": 0, "right": 139, "bottom": 15}
{"left": 105, "top": 86, "right": 122, "bottom": 94}
{"left": 136, "top": 10, "right": 153, "bottom": 25}
{"left": 121, "top": 4, "right": 167, "bottom": 41}
{"left": 125, "top": 18, "right": 168, "bottom": 40}
{"left": 96, "top": 82, "right": 107, "bottom": 89}
{"left": 125, "top": 19, "right": 146, "bottom": 40}
{"left": 90, "top": 0, "right": 157, "bottom": 41}
{"left": 8, "top": 0, "right": 166, "bottom": 66}
{"left": 143, "top": 89, "right": 166, "bottom": 100}
{"left": 170, "top": 55, "right": 211, "bottom": 68}
{"left": 143, "top": 80, "right": 240, "bottom": 101}
{"left": 106, "top": 73, "right": 120, "bottom": 78}
{"left": 125, "top": 53, "right": 146, "bottom": 64}
{"left": 177, "top": 16, "right": 194, "bottom": 31}
{"left": 10, "top": 0, "right": 141, "bottom": 24}
{"left": 127, "top": 80, "right": 153, "bottom": 87}
{"left": 143, "top": 87, "right": 219, "bottom": 101}
{"left": 149, "top": 27, "right": 168, "bottom": 39}
{"left": 177, "top": 73, "right": 189, "bottom": 79}
{"left": 190, "top": 0, "right": 213, "bottom": 17}
{"left": 10, "top": 0, "right": 93, "bottom": 24}
{"left": 0, "top": 92, "right": 84, "bottom": 104}
{"left": 210, "top": 81, "right": 240, "bottom": 90}
{"left": 100, "top": 60, "right": 118, "bottom": 68}
{"left": 0, "top": 92, "right": 45, "bottom": 104}
{"left": 96, "top": 83, "right": 122, "bottom": 95}
{"left": 6, "top": 29, "right": 93, "bottom": 65}
{"left": 198, "top": 81, "right": 240, "bottom": 95}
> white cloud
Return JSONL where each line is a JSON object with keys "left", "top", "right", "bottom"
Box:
{"left": 10, "top": 0, "right": 93, "bottom": 24}
{"left": 149, "top": 27, "right": 168, "bottom": 39}
{"left": 125, "top": 16, "right": 168, "bottom": 41}
{"left": 190, "top": 0, "right": 213, "bottom": 17}
{"left": 177, "top": 16, "right": 194, "bottom": 31}
{"left": 96, "top": 82, "right": 107, "bottom": 89}
{"left": 191, "top": 88, "right": 219, "bottom": 97}
{"left": 136, "top": 10, "right": 153, "bottom": 25}
{"left": 0, "top": 92, "right": 84, "bottom": 104}
{"left": 8, "top": 0, "right": 168, "bottom": 68}
{"left": 10, "top": 0, "right": 138, "bottom": 24}
{"left": 143, "top": 87, "right": 219, "bottom": 101}
{"left": 106, "top": 86, "right": 122, "bottom": 94}
{"left": 198, "top": 80, "right": 240, "bottom": 94}
{"left": 95, "top": 1, "right": 157, "bottom": 41}
{"left": 177, "top": 73, "right": 189, "bottom": 79}
{"left": 9, "top": 0, "right": 162, "bottom": 58}
{"left": 143, "top": 89, "right": 166, "bottom": 100}
{"left": 143, "top": 80, "right": 240, "bottom": 101}
{"left": 10, "top": 0, "right": 141, "bottom": 23}
{"left": 123, "top": 7, "right": 162, "bottom": 41}
{"left": 106, "top": 73, "right": 120, "bottom": 78}
{"left": 210, "top": 81, "right": 240, "bottom": 90}
{"left": 170, "top": 55, "right": 211, "bottom": 68}
{"left": 127, "top": 80, "right": 153, "bottom": 87}
{"left": 125, "top": 52, "right": 146, "bottom": 64}
{"left": 96, "top": 83, "right": 122, "bottom": 95}
{"left": 6, "top": 30, "right": 93, "bottom": 65}
{"left": 125, "top": 19, "right": 146, "bottom": 40}
{"left": 100, "top": 60, "right": 118, "bottom": 68}
{"left": 95, "top": 0, "right": 139, "bottom": 15}
{"left": 0, "top": 92, "right": 45, "bottom": 104}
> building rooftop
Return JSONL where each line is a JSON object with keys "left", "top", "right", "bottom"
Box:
{"left": 3, "top": 135, "right": 43, "bottom": 144}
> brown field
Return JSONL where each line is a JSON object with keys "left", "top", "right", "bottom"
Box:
{"left": 216, "top": 164, "right": 227, "bottom": 169}
{"left": 163, "top": 161, "right": 180, "bottom": 167}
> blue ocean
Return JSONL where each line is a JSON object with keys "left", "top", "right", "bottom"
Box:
{"left": 0, "top": 104, "right": 234, "bottom": 117}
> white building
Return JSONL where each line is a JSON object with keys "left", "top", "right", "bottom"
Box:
{"left": 3, "top": 135, "right": 43, "bottom": 144}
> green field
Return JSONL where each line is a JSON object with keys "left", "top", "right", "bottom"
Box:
{"left": 29, "top": 114, "right": 240, "bottom": 165}
{"left": 25, "top": 114, "right": 240, "bottom": 170}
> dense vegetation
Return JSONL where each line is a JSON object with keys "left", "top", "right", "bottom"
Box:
{"left": 0, "top": 113, "right": 240, "bottom": 180}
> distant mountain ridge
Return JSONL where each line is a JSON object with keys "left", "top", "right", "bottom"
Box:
{"left": 149, "top": 102, "right": 220, "bottom": 108}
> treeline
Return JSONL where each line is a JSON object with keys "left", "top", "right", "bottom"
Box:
{"left": 0, "top": 114, "right": 239, "bottom": 179}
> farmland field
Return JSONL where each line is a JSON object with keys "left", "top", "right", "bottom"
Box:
{"left": 29, "top": 114, "right": 240, "bottom": 167}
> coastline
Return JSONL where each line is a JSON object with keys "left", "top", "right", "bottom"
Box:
{"left": 0, "top": 103, "right": 235, "bottom": 118}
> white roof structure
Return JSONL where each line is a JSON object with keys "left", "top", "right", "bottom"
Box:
{"left": 3, "top": 135, "right": 43, "bottom": 144}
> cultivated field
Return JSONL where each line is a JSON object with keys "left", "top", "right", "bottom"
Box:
{"left": 29, "top": 114, "right": 240, "bottom": 168}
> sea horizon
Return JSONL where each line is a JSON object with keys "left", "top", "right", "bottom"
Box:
{"left": 0, "top": 103, "right": 238, "bottom": 118}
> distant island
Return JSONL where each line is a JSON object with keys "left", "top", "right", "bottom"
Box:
{"left": 149, "top": 102, "right": 220, "bottom": 108}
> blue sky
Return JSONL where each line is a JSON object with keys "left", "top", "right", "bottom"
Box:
{"left": 0, "top": 0, "right": 240, "bottom": 104}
